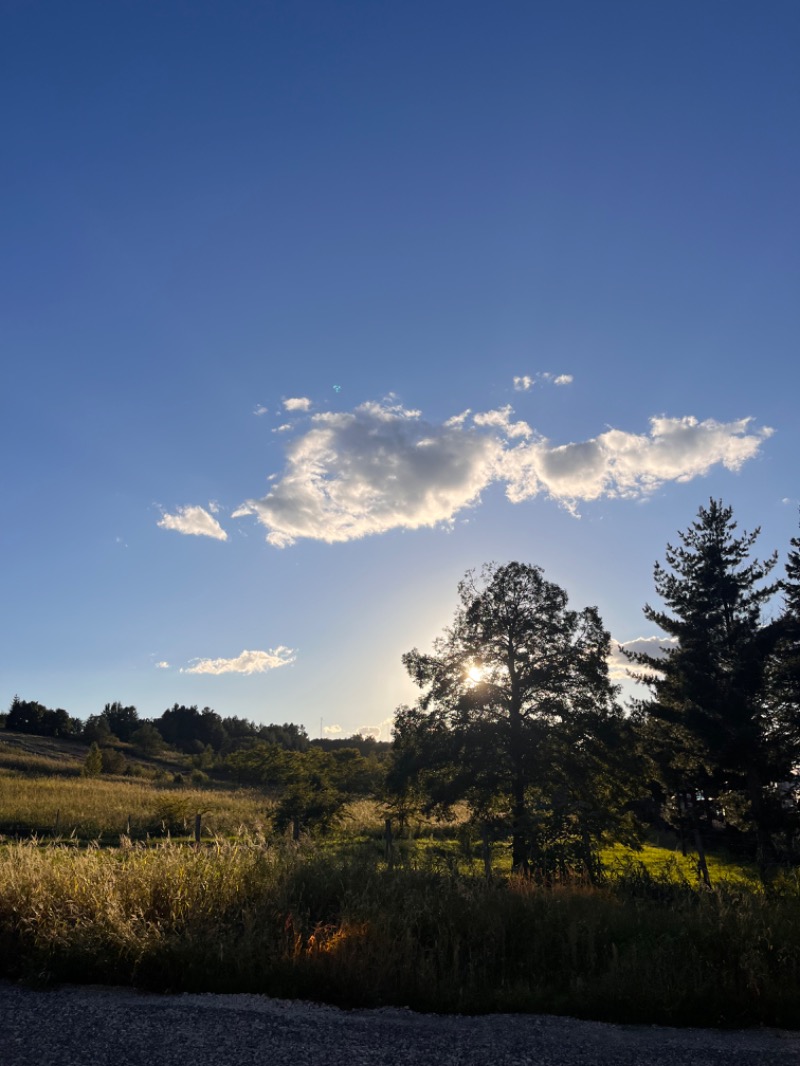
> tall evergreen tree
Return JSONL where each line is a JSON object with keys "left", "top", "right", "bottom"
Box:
{"left": 776, "top": 517, "right": 800, "bottom": 709}
{"left": 760, "top": 517, "right": 800, "bottom": 852}
{"left": 631, "top": 499, "right": 780, "bottom": 882}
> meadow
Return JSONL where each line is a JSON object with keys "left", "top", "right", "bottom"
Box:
{"left": 1, "top": 734, "right": 799, "bottom": 1029}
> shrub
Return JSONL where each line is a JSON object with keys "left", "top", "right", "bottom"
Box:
{"left": 82, "top": 743, "right": 103, "bottom": 778}
{"left": 100, "top": 748, "right": 126, "bottom": 775}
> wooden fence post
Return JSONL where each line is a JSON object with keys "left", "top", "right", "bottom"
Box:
{"left": 481, "top": 825, "right": 492, "bottom": 879}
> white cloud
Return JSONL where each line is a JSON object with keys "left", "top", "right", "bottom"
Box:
{"left": 554, "top": 374, "right": 573, "bottom": 385}
{"left": 182, "top": 647, "right": 296, "bottom": 675}
{"left": 500, "top": 416, "right": 772, "bottom": 510}
{"left": 272, "top": 424, "right": 292, "bottom": 433}
{"left": 608, "top": 636, "right": 679, "bottom": 680}
{"left": 155, "top": 661, "right": 170, "bottom": 670}
{"left": 283, "top": 397, "right": 312, "bottom": 412}
{"left": 234, "top": 401, "right": 503, "bottom": 547}
{"left": 253, "top": 405, "right": 269, "bottom": 416}
{"left": 474, "top": 405, "right": 532, "bottom": 439}
{"left": 513, "top": 375, "right": 534, "bottom": 391}
{"left": 323, "top": 724, "right": 342, "bottom": 735}
{"left": 232, "top": 400, "right": 771, "bottom": 547}
{"left": 352, "top": 715, "right": 395, "bottom": 741}
{"left": 158, "top": 505, "right": 228, "bottom": 541}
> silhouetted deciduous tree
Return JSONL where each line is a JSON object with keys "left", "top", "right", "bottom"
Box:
{"left": 102, "top": 702, "right": 140, "bottom": 742}
{"left": 393, "top": 562, "right": 632, "bottom": 876}
{"left": 154, "top": 704, "right": 227, "bottom": 752}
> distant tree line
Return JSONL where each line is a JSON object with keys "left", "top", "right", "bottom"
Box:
{"left": 5, "top": 699, "right": 82, "bottom": 738}
{"left": 3, "top": 698, "right": 318, "bottom": 756}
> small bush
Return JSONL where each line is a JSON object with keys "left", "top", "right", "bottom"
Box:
{"left": 82, "top": 743, "right": 103, "bottom": 778}
{"left": 100, "top": 748, "right": 126, "bottom": 775}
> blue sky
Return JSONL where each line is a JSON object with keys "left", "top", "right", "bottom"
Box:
{"left": 2, "top": 1, "right": 798, "bottom": 739}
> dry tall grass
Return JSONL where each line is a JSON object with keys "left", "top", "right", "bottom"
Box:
{"left": 1, "top": 838, "right": 798, "bottom": 1028}
{"left": 0, "top": 774, "right": 270, "bottom": 839}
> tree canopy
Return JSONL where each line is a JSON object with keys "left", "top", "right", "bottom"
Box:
{"left": 393, "top": 561, "right": 638, "bottom": 876}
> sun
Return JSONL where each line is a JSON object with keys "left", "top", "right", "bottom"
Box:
{"left": 467, "top": 665, "right": 484, "bottom": 683}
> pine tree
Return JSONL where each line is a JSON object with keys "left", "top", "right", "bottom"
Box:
{"left": 82, "top": 742, "right": 103, "bottom": 778}
{"left": 761, "top": 517, "right": 800, "bottom": 854}
{"left": 631, "top": 499, "right": 780, "bottom": 883}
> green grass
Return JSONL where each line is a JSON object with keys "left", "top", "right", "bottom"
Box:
{"left": 601, "top": 842, "right": 765, "bottom": 890}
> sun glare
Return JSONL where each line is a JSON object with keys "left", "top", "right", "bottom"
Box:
{"left": 467, "top": 665, "right": 483, "bottom": 683}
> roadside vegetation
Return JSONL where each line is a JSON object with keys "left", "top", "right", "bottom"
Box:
{"left": 1, "top": 836, "right": 799, "bottom": 1028}
{"left": 2, "top": 498, "right": 800, "bottom": 1028}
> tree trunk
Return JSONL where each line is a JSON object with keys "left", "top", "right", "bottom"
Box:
{"left": 509, "top": 701, "right": 528, "bottom": 874}
{"left": 687, "top": 791, "right": 712, "bottom": 889}
{"left": 746, "top": 765, "right": 777, "bottom": 883}
{"left": 676, "top": 791, "right": 688, "bottom": 855}
{"left": 511, "top": 778, "right": 528, "bottom": 873}
{"left": 481, "top": 824, "right": 492, "bottom": 879}
{"left": 580, "top": 824, "right": 598, "bottom": 885}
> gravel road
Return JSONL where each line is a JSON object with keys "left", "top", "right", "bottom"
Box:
{"left": 1, "top": 983, "right": 798, "bottom": 1066}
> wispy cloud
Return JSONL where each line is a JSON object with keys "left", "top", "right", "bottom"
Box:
{"left": 444, "top": 409, "right": 471, "bottom": 427}
{"left": 182, "top": 647, "right": 296, "bottom": 675}
{"left": 233, "top": 400, "right": 771, "bottom": 546}
{"left": 323, "top": 724, "right": 342, "bottom": 735}
{"left": 253, "top": 405, "right": 269, "bottom": 416}
{"left": 283, "top": 397, "right": 312, "bottom": 412}
{"left": 158, "top": 505, "right": 228, "bottom": 541}
{"left": 155, "top": 661, "right": 170, "bottom": 669}
{"left": 514, "top": 372, "right": 573, "bottom": 391}
{"left": 607, "top": 636, "right": 679, "bottom": 680}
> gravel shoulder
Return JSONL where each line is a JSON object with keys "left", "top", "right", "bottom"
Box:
{"left": 1, "top": 983, "right": 799, "bottom": 1066}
